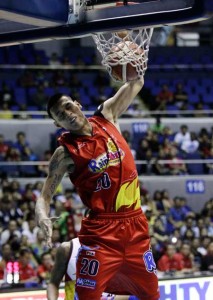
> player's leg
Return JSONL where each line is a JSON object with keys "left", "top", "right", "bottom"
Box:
{"left": 123, "top": 214, "right": 159, "bottom": 300}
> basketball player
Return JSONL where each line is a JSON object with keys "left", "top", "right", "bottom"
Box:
{"left": 35, "top": 77, "right": 159, "bottom": 300}
{"left": 47, "top": 237, "right": 139, "bottom": 300}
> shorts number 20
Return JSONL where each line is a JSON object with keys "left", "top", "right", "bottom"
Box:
{"left": 80, "top": 258, "right": 100, "bottom": 276}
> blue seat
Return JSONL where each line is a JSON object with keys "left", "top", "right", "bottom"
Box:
{"left": 57, "top": 87, "right": 71, "bottom": 95}
{"left": 188, "top": 94, "right": 199, "bottom": 104}
{"left": 186, "top": 152, "right": 204, "bottom": 175}
{"left": 203, "top": 94, "right": 213, "bottom": 104}
{"left": 44, "top": 87, "right": 54, "bottom": 97}
{"left": 144, "top": 79, "right": 155, "bottom": 89}
{"left": 166, "top": 104, "right": 179, "bottom": 111}
{"left": 15, "top": 88, "right": 27, "bottom": 105}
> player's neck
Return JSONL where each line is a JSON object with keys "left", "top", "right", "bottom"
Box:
{"left": 70, "top": 119, "right": 93, "bottom": 136}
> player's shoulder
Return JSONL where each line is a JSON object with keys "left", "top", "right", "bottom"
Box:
{"left": 60, "top": 238, "right": 80, "bottom": 255}
{"left": 51, "top": 146, "right": 73, "bottom": 163}
{"left": 56, "top": 241, "right": 72, "bottom": 260}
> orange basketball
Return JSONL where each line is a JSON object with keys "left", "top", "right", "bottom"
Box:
{"left": 107, "top": 41, "right": 145, "bottom": 82}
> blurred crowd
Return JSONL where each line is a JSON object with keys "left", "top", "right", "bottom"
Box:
{"left": 1, "top": 121, "right": 213, "bottom": 177}
{"left": 0, "top": 177, "right": 84, "bottom": 288}
{"left": 0, "top": 177, "right": 212, "bottom": 288}
{"left": 122, "top": 122, "right": 213, "bottom": 175}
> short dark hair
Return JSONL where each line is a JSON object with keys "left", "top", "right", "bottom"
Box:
{"left": 47, "top": 93, "right": 64, "bottom": 119}
{"left": 19, "top": 247, "right": 31, "bottom": 257}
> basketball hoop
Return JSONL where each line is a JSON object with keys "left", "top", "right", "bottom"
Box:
{"left": 92, "top": 27, "right": 153, "bottom": 82}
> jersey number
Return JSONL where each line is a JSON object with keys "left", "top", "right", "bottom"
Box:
{"left": 80, "top": 258, "right": 100, "bottom": 276}
{"left": 95, "top": 172, "right": 111, "bottom": 192}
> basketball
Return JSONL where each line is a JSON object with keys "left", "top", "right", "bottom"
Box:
{"left": 107, "top": 41, "right": 145, "bottom": 82}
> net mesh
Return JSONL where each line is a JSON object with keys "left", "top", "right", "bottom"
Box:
{"left": 92, "top": 27, "right": 153, "bottom": 82}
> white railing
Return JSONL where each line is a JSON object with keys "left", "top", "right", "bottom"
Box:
{"left": 1, "top": 109, "right": 213, "bottom": 118}
{"left": 0, "top": 159, "right": 212, "bottom": 166}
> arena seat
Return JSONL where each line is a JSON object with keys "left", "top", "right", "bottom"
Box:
{"left": 15, "top": 87, "right": 27, "bottom": 105}
{"left": 186, "top": 152, "right": 204, "bottom": 175}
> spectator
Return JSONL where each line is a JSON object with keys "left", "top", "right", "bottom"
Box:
{"left": 16, "top": 104, "right": 30, "bottom": 120}
{"left": 173, "top": 124, "right": 191, "bottom": 148}
{"left": 0, "top": 82, "right": 15, "bottom": 108}
{"left": 155, "top": 84, "right": 173, "bottom": 110}
{"left": 0, "top": 220, "right": 21, "bottom": 246}
{"left": 153, "top": 217, "right": 169, "bottom": 244}
{"left": 22, "top": 217, "right": 39, "bottom": 244}
{"left": 191, "top": 238, "right": 203, "bottom": 268}
{"left": 167, "top": 196, "right": 189, "bottom": 233}
{"left": 18, "top": 248, "right": 38, "bottom": 284}
{"left": 52, "top": 70, "right": 67, "bottom": 87}
{"left": 166, "top": 147, "right": 188, "bottom": 175}
{"left": 32, "top": 181, "right": 43, "bottom": 200}
{"left": 49, "top": 52, "right": 61, "bottom": 66}
{"left": 38, "top": 150, "right": 52, "bottom": 177}
{"left": 0, "top": 103, "right": 13, "bottom": 119}
{"left": 151, "top": 116, "right": 165, "bottom": 134}
{"left": 61, "top": 55, "right": 72, "bottom": 65}
{"left": 194, "top": 101, "right": 208, "bottom": 118}
{"left": 0, "top": 243, "right": 14, "bottom": 280}
{"left": 150, "top": 236, "right": 163, "bottom": 265}
{"left": 161, "top": 138, "right": 176, "bottom": 156}
{"left": 198, "top": 131, "right": 211, "bottom": 158}
{"left": 37, "top": 252, "right": 54, "bottom": 285}
{"left": 31, "top": 84, "right": 48, "bottom": 110}
{"left": 173, "top": 82, "right": 188, "bottom": 108}
{"left": 51, "top": 228, "right": 61, "bottom": 247}
{"left": 157, "top": 244, "right": 183, "bottom": 273}
{"left": 183, "top": 228, "right": 196, "bottom": 242}
{"left": 20, "top": 146, "right": 38, "bottom": 177}
{"left": 200, "top": 241, "right": 213, "bottom": 272}
{"left": 181, "top": 131, "right": 199, "bottom": 153}
{"left": 0, "top": 134, "right": 10, "bottom": 159}
{"left": 13, "top": 132, "right": 30, "bottom": 156}
{"left": 18, "top": 70, "right": 35, "bottom": 88}
{"left": 0, "top": 195, "right": 23, "bottom": 229}
{"left": 205, "top": 147, "right": 213, "bottom": 174}
{"left": 161, "top": 126, "right": 174, "bottom": 142}
{"left": 136, "top": 139, "right": 149, "bottom": 160}
{"left": 31, "top": 230, "right": 49, "bottom": 264}
{"left": 180, "top": 215, "right": 199, "bottom": 238}
{"left": 126, "top": 98, "right": 144, "bottom": 117}
{"left": 178, "top": 242, "right": 196, "bottom": 273}
{"left": 153, "top": 148, "right": 170, "bottom": 176}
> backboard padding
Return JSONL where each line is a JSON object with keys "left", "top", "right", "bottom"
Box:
{"left": 0, "top": 0, "right": 211, "bottom": 47}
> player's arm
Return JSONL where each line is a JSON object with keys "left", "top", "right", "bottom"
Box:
{"left": 47, "top": 242, "right": 71, "bottom": 300}
{"left": 101, "top": 78, "right": 144, "bottom": 124}
{"left": 35, "top": 146, "right": 73, "bottom": 246}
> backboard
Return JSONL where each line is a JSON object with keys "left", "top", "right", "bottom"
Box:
{"left": 0, "top": 0, "right": 212, "bottom": 47}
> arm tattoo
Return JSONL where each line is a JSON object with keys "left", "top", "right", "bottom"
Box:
{"left": 49, "top": 148, "right": 71, "bottom": 174}
{"left": 50, "top": 174, "right": 60, "bottom": 194}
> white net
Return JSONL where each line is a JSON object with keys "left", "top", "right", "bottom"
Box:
{"left": 92, "top": 27, "right": 153, "bottom": 82}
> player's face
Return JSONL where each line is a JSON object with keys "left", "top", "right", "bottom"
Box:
{"left": 51, "top": 95, "right": 87, "bottom": 131}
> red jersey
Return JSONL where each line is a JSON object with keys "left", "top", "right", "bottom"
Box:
{"left": 178, "top": 253, "right": 193, "bottom": 269}
{"left": 58, "top": 116, "right": 140, "bottom": 213}
{"left": 19, "top": 262, "right": 36, "bottom": 280}
{"left": 157, "top": 254, "right": 183, "bottom": 272}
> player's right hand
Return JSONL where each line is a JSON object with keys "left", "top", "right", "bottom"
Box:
{"left": 39, "top": 217, "right": 60, "bottom": 248}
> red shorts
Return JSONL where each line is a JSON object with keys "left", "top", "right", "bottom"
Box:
{"left": 75, "top": 208, "right": 159, "bottom": 300}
